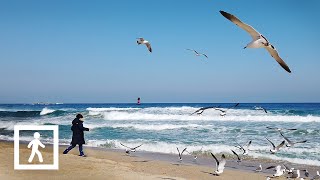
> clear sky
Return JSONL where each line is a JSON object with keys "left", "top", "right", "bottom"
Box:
{"left": 0, "top": 0, "right": 320, "bottom": 103}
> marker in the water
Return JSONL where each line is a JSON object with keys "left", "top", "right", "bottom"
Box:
{"left": 137, "top": 97, "right": 141, "bottom": 105}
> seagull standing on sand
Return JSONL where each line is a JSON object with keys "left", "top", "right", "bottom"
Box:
{"left": 186, "top": 49, "right": 208, "bottom": 58}
{"left": 137, "top": 38, "right": 152, "bottom": 52}
{"left": 255, "top": 164, "right": 262, "bottom": 172}
{"left": 176, "top": 147, "right": 187, "bottom": 161}
{"left": 302, "top": 169, "right": 309, "bottom": 178}
{"left": 265, "top": 137, "right": 285, "bottom": 154}
{"left": 288, "top": 169, "right": 301, "bottom": 179}
{"left": 120, "top": 143, "right": 143, "bottom": 154}
{"left": 280, "top": 132, "right": 307, "bottom": 147}
{"left": 267, "top": 165, "right": 286, "bottom": 177}
{"left": 211, "top": 153, "right": 226, "bottom": 175}
{"left": 219, "top": 10, "right": 291, "bottom": 73}
{"left": 311, "top": 171, "right": 320, "bottom": 180}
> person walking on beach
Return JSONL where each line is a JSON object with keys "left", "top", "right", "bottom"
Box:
{"left": 28, "top": 132, "right": 45, "bottom": 163}
{"left": 63, "top": 114, "right": 89, "bottom": 156}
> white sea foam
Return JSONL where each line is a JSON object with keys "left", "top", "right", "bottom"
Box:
{"left": 84, "top": 139, "right": 320, "bottom": 166}
{"left": 108, "top": 123, "right": 210, "bottom": 131}
{"left": 101, "top": 110, "right": 320, "bottom": 122}
{"left": 40, "top": 107, "right": 56, "bottom": 115}
{"left": 82, "top": 106, "right": 320, "bottom": 122}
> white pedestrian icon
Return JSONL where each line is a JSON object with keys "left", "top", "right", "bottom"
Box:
{"left": 27, "top": 132, "right": 45, "bottom": 163}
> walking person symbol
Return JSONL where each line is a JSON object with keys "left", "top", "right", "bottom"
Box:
{"left": 27, "top": 132, "right": 45, "bottom": 163}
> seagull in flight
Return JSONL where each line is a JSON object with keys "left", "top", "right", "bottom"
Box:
{"left": 254, "top": 106, "right": 268, "bottom": 113}
{"left": 120, "top": 143, "right": 143, "bottom": 154}
{"left": 280, "top": 132, "right": 307, "bottom": 147}
{"left": 265, "top": 137, "right": 285, "bottom": 154}
{"left": 215, "top": 103, "right": 240, "bottom": 116}
{"left": 136, "top": 37, "right": 152, "bottom": 52}
{"left": 219, "top": 10, "right": 291, "bottom": 73}
{"left": 176, "top": 147, "right": 187, "bottom": 161}
{"left": 211, "top": 153, "right": 226, "bottom": 175}
{"left": 190, "top": 106, "right": 219, "bottom": 115}
{"left": 186, "top": 49, "right": 208, "bottom": 58}
{"left": 235, "top": 140, "right": 251, "bottom": 155}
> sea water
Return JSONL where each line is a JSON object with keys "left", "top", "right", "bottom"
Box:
{"left": 0, "top": 103, "right": 319, "bottom": 166}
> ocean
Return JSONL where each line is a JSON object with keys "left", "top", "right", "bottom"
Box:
{"left": 0, "top": 103, "right": 319, "bottom": 166}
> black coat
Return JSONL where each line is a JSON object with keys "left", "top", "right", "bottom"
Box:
{"left": 70, "top": 118, "right": 89, "bottom": 145}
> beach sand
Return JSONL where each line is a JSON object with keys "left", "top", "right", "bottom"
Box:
{"left": 0, "top": 141, "right": 284, "bottom": 180}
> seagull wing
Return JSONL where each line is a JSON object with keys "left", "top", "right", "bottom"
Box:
{"left": 177, "top": 147, "right": 181, "bottom": 159}
{"left": 137, "top": 38, "right": 144, "bottom": 41}
{"left": 231, "top": 150, "right": 241, "bottom": 161}
{"left": 282, "top": 164, "right": 289, "bottom": 171}
{"left": 263, "top": 107, "right": 268, "bottom": 113}
{"left": 246, "top": 140, "right": 252, "bottom": 149}
{"left": 266, "top": 137, "right": 276, "bottom": 149}
{"left": 181, "top": 148, "right": 187, "bottom": 155}
{"left": 280, "top": 132, "right": 292, "bottom": 144}
{"left": 220, "top": 11, "right": 261, "bottom": 40}
{"left": 295, "top": 140, "right": 307, "bottom": 144}
{"left": 132, "top": 144, "right": 143, "bottom": 150}
{"left": 232, "top": 103, "right": 240, "bottom": 109}
{"left": 201, "top": 54, "right": 208, "bottom": 58}
{"left": 210, "top": 153, "right": 219, "bottom": 170}
{"left": 190, "top": 108, "right": 201, "bottom": 115}
{"left": 215, "top": 108, "right": 226, "bottom": 113}
{"left": 275, "top": 140, "right": 285, "bottom": 151}
{"left": 186, "top": 48, "right": 196, "bottom": 53}
{"left": 266, "top": 127, "right": 276, "bottom": 130}
{"left": 145, "top": 42, "right": 152, "bottom": 52}
{"left": 266, "top": 165, "right": 276, "bottom": 170}
{"left": 120, "top": 143, "right": 132, "bottom": 149}
{"left": 286, "top": 128, "right": 297, "bottom": 131}
{"left": 265, "top": 45, "right": 291, "bottom": 73}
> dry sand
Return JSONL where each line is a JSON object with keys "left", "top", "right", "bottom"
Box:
{"left": 0, "top": 141, "right": 282, "bottom": 180}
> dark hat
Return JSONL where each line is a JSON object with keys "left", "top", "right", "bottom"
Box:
{"left": 76, "top": 114, "right": 83, "bottom": 119}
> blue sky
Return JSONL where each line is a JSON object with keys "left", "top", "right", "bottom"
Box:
{"left": 0, "top": 0, "right": 320, "bottom": 103}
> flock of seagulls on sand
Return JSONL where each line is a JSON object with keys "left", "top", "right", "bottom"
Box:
{"left": 137, "top": 10, "right": 292, "bottom": 73}
{"left": 170, "top": 127, "right": 311, "bottom": 179}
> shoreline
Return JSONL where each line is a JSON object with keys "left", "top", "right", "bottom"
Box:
{"left": 1, "top": 140, "right": 318, "bottom": 179}
{"left": 0, "top": 140, "right": 270, "bottom": 180}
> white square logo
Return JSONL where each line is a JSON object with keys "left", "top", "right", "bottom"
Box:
{"left": 14, "top": 125, "right": 59, "bottom": 170}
